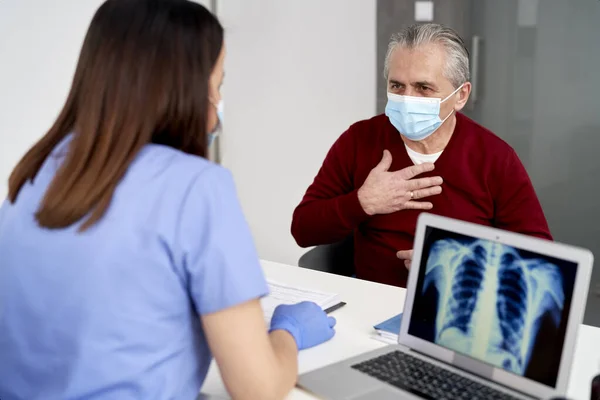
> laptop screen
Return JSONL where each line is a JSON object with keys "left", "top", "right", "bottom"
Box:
{"left": 408, "top": 226, "right": 578, "bottom": 388}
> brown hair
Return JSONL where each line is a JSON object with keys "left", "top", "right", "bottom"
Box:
{"left": 8, "top": 0, "right": 224, "bottom": 231}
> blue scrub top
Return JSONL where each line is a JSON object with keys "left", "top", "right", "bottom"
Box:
{"left": 0, "top": 138, "right": 269, "bottom": 399}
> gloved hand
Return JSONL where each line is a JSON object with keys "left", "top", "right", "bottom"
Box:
{"left": 269, "top": 301, "right": 337, "bottom": 350}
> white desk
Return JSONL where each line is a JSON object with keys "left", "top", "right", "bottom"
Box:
{"left": 201, "top": 260, "right": 600, "bottom": 400}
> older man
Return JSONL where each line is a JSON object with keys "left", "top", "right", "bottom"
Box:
{"left": 291, "top": 23, "right": 551, "bottom": 287}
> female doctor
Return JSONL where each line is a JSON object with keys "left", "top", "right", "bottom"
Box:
{"left": 0, "top": 1, "right": 335, "bottom": 399}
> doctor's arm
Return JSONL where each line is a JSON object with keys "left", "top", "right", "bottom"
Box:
{"left": 203, "top": 299, "right": 335, "bottom": 400}
{"left": 202, "top": 300, "right": 297, "bottom": 400}
{"left": 183, "top": 167, "right": 335, "bottom": 400}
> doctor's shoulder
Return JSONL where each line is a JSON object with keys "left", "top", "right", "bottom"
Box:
{"left": 124, "top": 144, "right": 237, "bottom": 217}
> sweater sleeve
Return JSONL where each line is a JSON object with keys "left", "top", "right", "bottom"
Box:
{"left": 291, "top": 127, "right": 371, "bottom": 247}
{"left": 492, "top": 149, "right": 553, "bottom": 240}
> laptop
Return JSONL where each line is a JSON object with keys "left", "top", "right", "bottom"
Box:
{"left": 298, "top": 213, "right": 593, "bottom": 400}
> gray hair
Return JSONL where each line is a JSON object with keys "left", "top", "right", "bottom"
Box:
{"left": 384, "top": 23, "right": 470, "bottom": 88}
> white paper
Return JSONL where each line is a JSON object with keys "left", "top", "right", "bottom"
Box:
{"left": 414, "top": 1, "right": 434, "bottom": 22}
{"left": 261, "top": 280, "right": 340, "bottom": 324}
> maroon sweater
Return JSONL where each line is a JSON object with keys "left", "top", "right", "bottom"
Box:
{"left": 291, "top": 113, "right": 552, "bottom": 287}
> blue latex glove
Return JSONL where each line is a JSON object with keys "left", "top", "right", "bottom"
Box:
{"left": 269, "top": 301, "right": 337, "bottom": 350}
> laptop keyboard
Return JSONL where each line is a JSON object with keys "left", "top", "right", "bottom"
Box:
{"left": 352, "top": 351, "right": 524, "bottom": 400}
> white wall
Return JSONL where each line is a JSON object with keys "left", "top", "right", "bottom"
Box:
{"left": 218, "top": 1, "right": 376, "bottom": 265}
{"left": 0, "top": 0, "right": 212, "bottom": 200}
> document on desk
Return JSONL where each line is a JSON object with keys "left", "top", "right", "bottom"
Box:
{"left": 261, "top": 280, "right": 341, "bottom": 325}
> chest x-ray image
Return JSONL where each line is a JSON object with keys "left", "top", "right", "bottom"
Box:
{"left": 408, "top": 228, "right": 577, "bottom": 388}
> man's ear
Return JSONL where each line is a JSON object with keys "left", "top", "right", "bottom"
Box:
{"left": 454, "top": 82, "right": 472, "bottom": 112}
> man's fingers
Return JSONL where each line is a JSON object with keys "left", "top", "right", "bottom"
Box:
{"left": 397, "top": 250, "right": 414, "bottom": 270}
{"left": 411, "top": 186, "right": 442, "bottom": 200}
{"left": 406, "top": 176, "right": 443, "bottom": 191}
{"left": 403, "top": 201, "right": 433, "bottom": 210}
{"left": 376, "top": 150, "right": 393, "bottom": 172}
{"left": 396, "top": 250, "right": 413, "bottom": 259}
{"left": 396, "top": 162, "right": 435, "bottom": 180}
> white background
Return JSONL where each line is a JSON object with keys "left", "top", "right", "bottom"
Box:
{"left": 0, "top": 0, "right": 376, "bottom": 265}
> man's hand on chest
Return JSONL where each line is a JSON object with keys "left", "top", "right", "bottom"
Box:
{"left": 357, "top": 150, "right": 444, "bottom": 216}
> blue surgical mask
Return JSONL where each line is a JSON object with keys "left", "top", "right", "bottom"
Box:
{"left": 208, "top": 99, "right": 224, "bottom": 147}
{"left": 385, "top": 84, "right": 463, "bottom": 141}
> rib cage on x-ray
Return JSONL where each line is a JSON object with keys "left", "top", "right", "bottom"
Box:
{"left": 422, "top": 239, "right": 564, "bottom": 375}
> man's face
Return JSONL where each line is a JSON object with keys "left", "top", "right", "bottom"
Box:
{"left": 387, "top": 43, "right": 469, "bottom": 117}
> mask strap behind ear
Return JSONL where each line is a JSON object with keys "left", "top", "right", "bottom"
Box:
{"left": 441, "top": 83, "right": 464, "bottom": 103}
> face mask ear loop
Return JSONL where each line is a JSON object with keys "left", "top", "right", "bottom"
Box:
{"left": 440, "top": 109, "right": 455, "bottom": 125}
{"left": 441, "top": 83, "right": 464, "bottom": 104}
{"left": 438, "top": 84, "right": 464, "bottom": 123}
